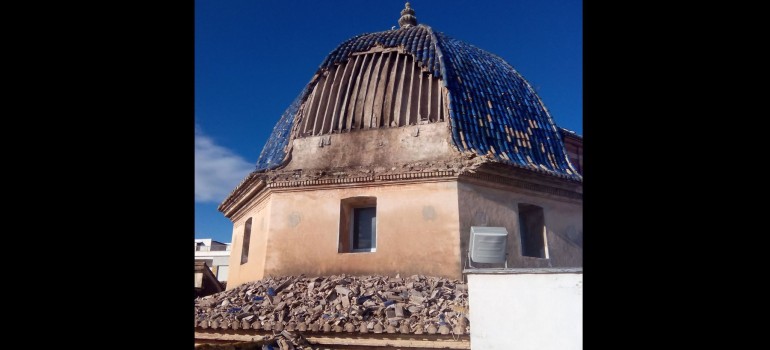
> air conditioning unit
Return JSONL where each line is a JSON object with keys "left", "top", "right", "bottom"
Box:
{"left": 468, "top": 226, "right": 508, "bottom": 268}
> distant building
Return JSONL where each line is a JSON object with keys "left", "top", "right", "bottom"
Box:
{"left": 194, "top": 261, "right": 224, "bottom": 298}
{"left": 194, "top": 238, "right": 231, "bottom": 282}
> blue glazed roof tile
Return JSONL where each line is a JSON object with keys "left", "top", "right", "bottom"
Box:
{"left": 253, "top": 24, "right": 580, "bottom": 181}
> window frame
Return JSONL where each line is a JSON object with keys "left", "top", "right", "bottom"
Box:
{"left": 241, "top": 217, "right": 252, "bottom": 264}
{"left": 517, "top": 203, "right": 549, "bottom": 259}
{"left": 350, "top": 206, "right": 377, "bottom": 252}
{"left": 339, "top": 196, "right": 377, "bottom": 253}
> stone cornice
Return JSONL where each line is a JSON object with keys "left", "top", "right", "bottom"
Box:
{"left": 221, "top": 178, "right": 266, "bottom": 219}
{"left": 265, "top": 170, "right": 458, "bottom": 189}
{"left": 267, "top": 176, "right": 375, "bottom": 189}
{"left": 230, "top": 187, "right": 272, "bottom": 223}
{"left": 222, "top": 160, "right": 581, "bottom": 221}
{"left": 218, "top": 171, "right": 261, "bottom": 212}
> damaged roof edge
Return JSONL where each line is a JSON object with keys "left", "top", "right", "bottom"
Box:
{"left": 217, "top": 173, "right": 265, "bottom": 215}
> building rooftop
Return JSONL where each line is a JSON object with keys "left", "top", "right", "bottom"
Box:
{"left": 253, "top": 4, "right": 580, "bottom": 182}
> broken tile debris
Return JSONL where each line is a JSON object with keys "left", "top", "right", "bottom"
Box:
{"left": 195, "top": 274, "right": 470, "bottom": 339}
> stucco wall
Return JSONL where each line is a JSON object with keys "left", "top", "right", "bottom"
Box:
{"left": 226, "top": 181, "right": 461, "bottom": 288}
{"left": 227, "top": 198, "right": 271, "bottom": 289}
{"left": 225, "top": 176, "right": 581, "bottom": 289}
{"left": 285, "top": 122, "right": 457, "bottom": 170}
{"left": 457, "top": 181, "right": 582, "bottom": 269}
{"left": 467, "top": 271, "right": 582, "bottom": 350}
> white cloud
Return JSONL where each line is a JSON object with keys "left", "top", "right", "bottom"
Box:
{"left": 195, "top": 126, "right": 254, "bottom": 203}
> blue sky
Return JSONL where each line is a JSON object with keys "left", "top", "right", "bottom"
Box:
{"left": 195, "top": 0, "right": 582, "bottom": 243}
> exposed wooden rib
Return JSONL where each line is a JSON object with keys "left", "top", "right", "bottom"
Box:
{"left": 363, "top": 52, "right": 384, "bottom": 129}
{"left": 438, "top": 85, "right": 444, "bottom": 122}
{"left": 302, "top": 79, "right": 322, "bottom": 135}
{"left": 337, "top": 55, "right": 361, "bottom": 131}
{"left": 382, "top": 52, "right": 400, "bottom": 128}
{"left": 404, "top": 56, "right": 415, "bottom": 125}
{"left": 416, "top": 69, "right": 423, "bottom": 121}
{"left": 346, "top": 53, "right": 370, "bottom": 131}
{"left": 395, "top": 54, "right": 409, "bottom": 127}
{"left": 372, "top": 52, "right": 393, "bottom": 128}
{"left": 322, "top": 64, "right": 344, "bottom": 134}
{"left": 329, "top": 58, "right": 355, "bottom": 133}
{"left": 430, "top": 76, "right": 439, "bottom": 122}
{"left": 420, "top": 73, "right": 433, "bottom": 120}
{"left": 396, "top": 55, "right": 414, "bottom": 126}
{"left": 426, "top": 73, "right": 433, "bottom": 121}
{"left": 296, "top": 52, "right": 448, "bottom": 138}
{"left": 312, "top": 67, "right": 335, "bottom": 135}
{"left": 406, "top": 62, "right": 420, "bottom": 125}
{"left": 350, "top": 46, "right": 401, "bottom": 55}
{"left": 354, "top": 53, "right": 376, "bottom": 130}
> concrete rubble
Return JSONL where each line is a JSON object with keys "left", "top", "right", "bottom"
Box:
{"left": 195, "top": 274, "right": 470, "bottom": 348}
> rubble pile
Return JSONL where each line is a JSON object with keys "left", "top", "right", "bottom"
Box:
{"left": 195, "top": 274, "right": 470, "bottom": 336}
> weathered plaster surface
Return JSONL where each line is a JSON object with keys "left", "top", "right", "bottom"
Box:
{"left": 226, "top": 181, "right": 462, "bottom": 288}
{"left": 227, "top": 199, "right": 271, "bottom": 287}
{"left": 457, "top": 181, "right": 582, "bottom": 269}
{"left": 285, "top": 123, "right": 457, "bottom": 171}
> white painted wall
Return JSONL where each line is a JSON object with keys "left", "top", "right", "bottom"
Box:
{"left": 217, "top": 265, "right": 229, "bottom": 281}
{"left": 195, "top": 239, "right": 232, "bottom": 282}
{"left": 467, "top": 270, "right": 582, "bottom": 350}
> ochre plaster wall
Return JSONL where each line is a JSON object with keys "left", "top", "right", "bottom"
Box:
{"left": 225, "top": 178, "right": 581, "bottom": 289}
{"left": 226, "top": 181, "right": 461, "bottom": 288}
{"left": 457, "top": 181, "right": 582, "bottom": 269}
{"left": 226, "top": 198, "right": 271, "bottom": 289}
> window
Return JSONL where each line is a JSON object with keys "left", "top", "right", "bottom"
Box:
{"left": 353, "top": 207, "right": 376, "bottom": 250}
{"left": 518, "top": 204, "right": 548, "bottom": 258}
{"left": 241, "top": 218, "right": 252, "bottom": 264}
{"left": 339, "top": 197, "right": 377, "bottom": 252}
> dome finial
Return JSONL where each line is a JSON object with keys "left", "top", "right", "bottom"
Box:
{"left": 398, "top": 2, "right": 418, "bottom": 28}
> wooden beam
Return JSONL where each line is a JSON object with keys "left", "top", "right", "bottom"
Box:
{"left": 372, "top": 52, "right": 393, "bottom": 129}
{"left": 403, "top": 55, "right": 416, "bottom": 126}
{"left": 409, "top": 62, "right": 421, "bottom": 125}
{"left": 382, "top": 52, "right": 400, "bottom": 127}
{"left": 337, "top": 55, "right": 361, "bottom": 131}
{"left": 425, "top": 74, "right": 428, "bottom": 122}
{"left": 417, "top": 68, "right": 424, "bottom": 121}
{"left": 346, "top": 54, "right": 369, "bottom": 131}
{"left": 394, "top": 54, "right": 409, "bottom": 127}
{"left": 363, "top": 52, "right": 385, "bottom": 129}
{"left": 350, "top": 46, "right": 401, "bottom": 55}
{"left": 312, "top": 68, "right": 334, "bottom": 135}
{"left": 326, "top": 59, "right": 352, "bottom": 134}
{"left": 302, "top": 79, "right": 321, "bottom": 135}
{"left": 354, "top": 53, "right": 376, "bottom": 130}
{"left": 439, "top": 85, "right": 445, "bottom": 122}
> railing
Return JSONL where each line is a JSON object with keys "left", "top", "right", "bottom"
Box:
{"left": 195, "top": 245, "right": 231, "bottom": 252}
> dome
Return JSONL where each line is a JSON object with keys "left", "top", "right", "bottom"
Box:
{"left": 216, "top": 4, "right": 582, "bottom": 285}
{"left": 253, "top": 6, "right": 580, "bottom": 181}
